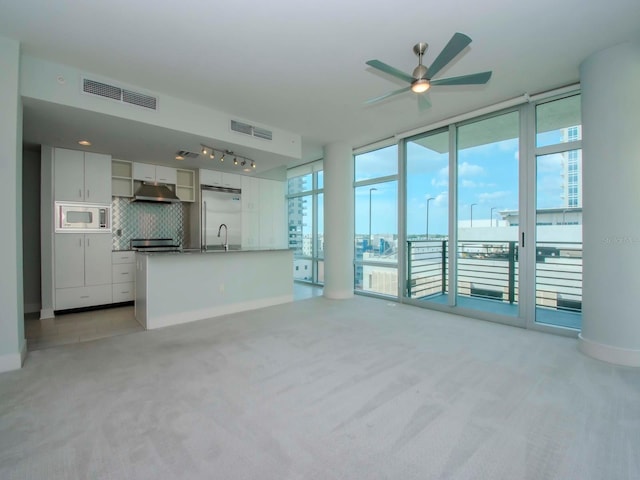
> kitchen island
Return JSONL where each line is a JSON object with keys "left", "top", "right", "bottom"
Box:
{"left": 135, "top": 248, "right": 293, "bottom": 330}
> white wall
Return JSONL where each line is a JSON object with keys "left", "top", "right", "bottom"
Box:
{"left": 0, "top": 36, "right": 25, "bottom": 372}
{"left": 579, "top": 40, "right": 640, "bottom": 366}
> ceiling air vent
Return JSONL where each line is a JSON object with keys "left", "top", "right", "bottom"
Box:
{"left": 230, "top": 119, "right": 273, "bottom": 141}
{"left": 253, "top": 126, "right": 273, "bottom": 141}
{"left": 176, "top": 150, "right": 199, "bottom": 159}
{"left": 82, "top": 77, "right": 158, "bottom": 111}
{"left": 122, "top": 89, "right": 157, "bottom": 110}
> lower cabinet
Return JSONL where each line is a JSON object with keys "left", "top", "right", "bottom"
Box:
{"left": 112, "top": 251, "right": 136, "bottom": 302}
{"left": 54, "top": 233, "right": 112, "bottom": 310}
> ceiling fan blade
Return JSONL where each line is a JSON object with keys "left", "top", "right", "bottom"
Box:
{"left": 417, "top": 93, "right": 431, "bottom": 111}
{"left": 430, "top": 71, "right": 492, "bottom": 86}
{"left": 366, "top": 60, "right": 414, "bottom": 84}
{"left": 427, "top": 32, "right": 472, "bottom": 80}
{"left": 365, "top": 86, "right": 412, "bottom": 105}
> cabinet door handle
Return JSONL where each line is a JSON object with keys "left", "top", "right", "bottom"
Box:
{"left": 78, "top": 188, "right": 82, "bottom": 198}
{"left": 86, "top": 189, "right": 90, "bottom": 198}
{"left": 87, "top": 237, "right": 90, "bottom": 247}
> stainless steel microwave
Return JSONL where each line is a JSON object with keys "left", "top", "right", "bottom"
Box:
{"left": 55, "top": 202, "right": 112, "bottom": 233}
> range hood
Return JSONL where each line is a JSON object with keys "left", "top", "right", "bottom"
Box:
{"left": 133, "top": 183, "right": 181, "bottom": 203}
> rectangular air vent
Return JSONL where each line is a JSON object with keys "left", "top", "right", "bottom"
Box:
{"left": 253, "top": 126, "right": 273, "bottom": 141}
{"left": 82, "top": 78, "right": 158, "bottom": 110}
{"left": 230, "top": 119, "right": 272, "bottom": 141}
{"left": 176, "top": 150, "right": 199, "bottom": 159}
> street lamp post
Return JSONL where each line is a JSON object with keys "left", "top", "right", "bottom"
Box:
{"left": 369, "top": 187, "right": 377, "bottom": 251}
{"left": 426, "top": 197, "right": 435, "bottom": 239}
{"left": 490, "top": 207, "right": 497, "bottom": 227}
{"left": 470, "top": 203, "right": 477, "bottom": 228}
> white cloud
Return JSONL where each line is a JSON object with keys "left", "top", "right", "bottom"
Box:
{"left": 431, "top": 177, "right": 448, "bottom": 187}
{"left": 458, "top": 162, "right": 484, "bottom": 177}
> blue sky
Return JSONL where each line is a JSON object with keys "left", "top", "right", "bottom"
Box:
{"left": 354, "top": 128, "right": 574, "bottom": 236}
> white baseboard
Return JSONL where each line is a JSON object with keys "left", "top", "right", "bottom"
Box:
{"left": 579, "top": 334, "right": 640, "bottom": 367}
{"left": 147, "top": 295, "right": 294, "bottom": 330}
{"left": 40, "top": 308, "right": 55, "bottom": 319}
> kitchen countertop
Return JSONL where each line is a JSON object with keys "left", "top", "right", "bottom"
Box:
{"left": 137, "top": 247, "right": 292, "bottom": 255}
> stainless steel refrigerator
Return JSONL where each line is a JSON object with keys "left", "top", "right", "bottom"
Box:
{"left": 201, "top": 186, "right": 242, "bottom": 250}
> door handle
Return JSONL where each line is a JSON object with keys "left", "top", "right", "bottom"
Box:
{"left": 521, "top": 232, "right": 525, "bottom": 248}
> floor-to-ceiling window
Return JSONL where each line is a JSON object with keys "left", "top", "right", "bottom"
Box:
{"left": 405, "top": 129, "right": 450, "bottom": 302}
{"left": 534, "top": 94, "right": 582, "bottom": 329}
{"left": 455, "top": 110, "right": 520, "bottom": 317}
{"left": 354, "top": 144, "right": 398, "bottom": 296}
{"left": 287, "top": 160, "right": 323, "bottom": 284}
{"left": 397, "top": 89, "right": 582, "bottom": 332}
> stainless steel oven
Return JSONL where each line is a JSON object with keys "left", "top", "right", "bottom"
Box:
{"left": 54, "top": 202, "right": 111, "bottom": 232}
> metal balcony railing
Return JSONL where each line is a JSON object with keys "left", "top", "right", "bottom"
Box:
{"left": 407, "top": 239, "right": 583, "bottom": 313}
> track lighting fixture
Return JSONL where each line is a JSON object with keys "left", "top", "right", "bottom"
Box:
{"left": 200, "top": 145, "right": 256, "bottom": 171}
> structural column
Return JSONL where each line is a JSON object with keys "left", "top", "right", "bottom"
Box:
{"left": 0, "top": 36, "right": 25, "bottom": 372}
{"left": 323, "top": 141, "right": 354, "bottom": 299}
{"left": 579, "top": 40, "right": 640, "bottom": 366}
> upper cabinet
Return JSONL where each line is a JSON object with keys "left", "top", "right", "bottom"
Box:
{"left": 112, "top": 159, "right": 133, "bottom": 197}
{"left": 200, "top": 169, "right": 241, "bottom": 189}
{"left": 133, "top": 162, "right": 177, "bottom": 184}
{"left": 176, "top": 169, "right": 195, "bottom": 202}
{"left": 54, "top": 148, "right": 111, "bottom": 204}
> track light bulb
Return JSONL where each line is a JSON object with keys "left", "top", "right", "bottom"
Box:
{"left": 202, "top": 147, "right": 207, "bottom": 155}
{"left": 210, "top": 152, "right": 215, "bottom": 159}
{"left": 233, "top": 158, "right": 238, "bottom": 165}
{"left": 251, "top": 161, "right": 255, "bottom": 169}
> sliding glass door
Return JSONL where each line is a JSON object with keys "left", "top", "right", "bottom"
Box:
{"left": 455, "top": 111, "right": 521, "bottom": 319}
{"left": 405, "top": 129, "right": 449, "bottom": 304}
{"left": 533, "top": 94, "right": 583, "bottom": 329}
{"left": 399, "top": 91, "right": 582, "bottom": 332}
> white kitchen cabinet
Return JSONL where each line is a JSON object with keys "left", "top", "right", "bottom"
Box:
{"left": 54, "top": 233, "right": 112, "bottom": 309}
{"left": 200, "top": 169, "right": 241, "bottom": 189}
{"left": 241, "top": 176, "right": 260, "bottom": 211}
{"left": 112, "top": 159, "right": 134, "bottom": 197}
{"left": 240, "top": 176, "right": 260, "bottom": 249}
{"left": 259, "top": 179, "right": 286, "bottom": 248}
{"left": 176, "top": 169, "right": 195, "bottom": 202}
{"left": 199, "top": 168, "right": 221, "bottom": 187}
{"left": 112, "top": 251, "right": 136, "bottom": 302}
{"left": 54, "top": 148, "right": 111, "bottom": 203}
{"left": 241, "top": 211, "right": 260, "bottom": 248}
{"left": 133, "top": 163, "right": 177, "bottom": 184}
{"left": 156, "top": 165, "right": 177, "bottom": 184}
{"left": 222, "top": 172, "right": 241, "bottom": 189}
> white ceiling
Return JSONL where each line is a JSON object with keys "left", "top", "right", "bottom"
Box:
{"left": 2, "top": 0, "right": 640, "bottom": 175}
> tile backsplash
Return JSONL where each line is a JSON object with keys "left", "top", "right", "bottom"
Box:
{"left": 112, "top": 196, "right": 189, "bottom": 250}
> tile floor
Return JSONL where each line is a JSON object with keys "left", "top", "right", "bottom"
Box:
{"left": 25, "top": 305, "right": 142, "bottom": 351}
{"left": 25, "top": 282, "right": 324, "bottom": 351}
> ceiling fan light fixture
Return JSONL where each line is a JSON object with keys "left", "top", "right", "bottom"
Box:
{"left": 411, "top": 79, "right": 430, "bottom": 93}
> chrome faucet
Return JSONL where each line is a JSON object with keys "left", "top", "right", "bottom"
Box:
{"left": 217, "top": 223, "right": 228, "bottom": 251}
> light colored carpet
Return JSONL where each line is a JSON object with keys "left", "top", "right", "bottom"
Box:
{"left": 1, "top": 296, "right": 639, "bottom": 479}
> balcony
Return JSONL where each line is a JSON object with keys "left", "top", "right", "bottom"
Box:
{"left": 406, "top": 239, "right": 582, "bottom": 330}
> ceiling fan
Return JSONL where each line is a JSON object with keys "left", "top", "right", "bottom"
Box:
{"left": 365, "top": 32, "right": 492, "bottom": 106}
